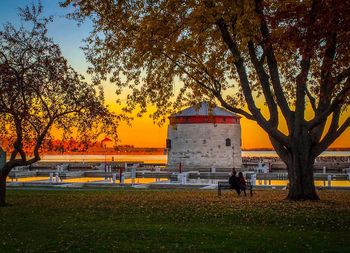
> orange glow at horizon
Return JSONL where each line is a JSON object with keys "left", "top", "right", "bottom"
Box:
{"left": 47, "top": 82, "right": 350, "bottom": 149}
{"left": 47, "top": 105, "right": 349, "bottom": 149}
{"left": 114, "top": 105, "right": 350, "bottom": 149}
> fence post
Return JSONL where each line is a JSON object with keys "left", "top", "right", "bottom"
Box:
{"left": 55, "top": 172, "right": 59, "bottom": 183}
{"left": 119, "top": 167, "right": 123, "bottom": 183}
{"left": 131, "top": 168, "right": 136, "bottom": 184}
{"left": 183, "top": 173, "right": 187, "bottom": 184}
{"left": 327, "top": 175, "right": 332, "bottom": 187}
{"left": 251, "top": 174, "right": 256, "bottom": 186}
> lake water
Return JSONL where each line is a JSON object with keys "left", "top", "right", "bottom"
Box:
{"left": 40, "top": 150, "right": 350, "bottom": 163}
{"left": 40, "top": 154, "right": 166, "bottom": 163}
{"left": 8, "top": 177, "right": 350, "bottom": 187}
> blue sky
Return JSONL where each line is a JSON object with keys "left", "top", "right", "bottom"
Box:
{"left": 0, "top": 0, "right": 168, "bottom": 147}
{"left": 0, "top": 0, "right": 91, "bottom": 74}
{"left": 0, "top": 0, "right": 120, "bottom": 105}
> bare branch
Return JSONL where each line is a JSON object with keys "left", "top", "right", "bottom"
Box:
{"left": 334, "top": 67, "right": 350, "bottom": 85}
{"left": 308, "top": 78, "right": 350, "bottom": 129}
{"left": 313, "top": 113, "right": 350, "bottom": 157}
{"left": 294, "top": 57, "right": 311, "bottom": 135}
{"left": 215, "top": 93, "right": 254, "bottom": 120}
{"left": 255, "top": 0, "right": 292, "bottom": 128}
{"left": 248, "top": 41, "right": 278, "bottom": 126}
{"left": 216, "top": 18, "right": 289, "bottom": 146}
{"left": 22, "top": 79, "right": 52, "bottom": 120}
{"left": 318, "top": 32, "right": 337, "bottom": 106}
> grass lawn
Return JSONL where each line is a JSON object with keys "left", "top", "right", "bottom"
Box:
{"left": 0, "top": 189, "right": 349, "bottom": 253}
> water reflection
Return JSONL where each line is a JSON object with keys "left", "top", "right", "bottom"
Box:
{"left": 7, "top": 177, "right": 169, "bottom": 184}
{"left": 7, "top": 177, "right": 49, "bottom": 182}
{"left": 254, "top": 180, "right": 350, "bottom": 187}
{"left": 6, "top": 177, "right": 350, "bottom": 187}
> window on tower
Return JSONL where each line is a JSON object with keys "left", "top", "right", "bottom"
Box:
{"left": 225, "top": 138, "right": 231, "bottom": 146}
{"left": 166, "top": 139, "right": 171, "bottom": 149}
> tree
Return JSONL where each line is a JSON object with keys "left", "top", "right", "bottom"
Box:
{"left": 62, "top": 0, "right": 350, "bottom": 200}
{"left": 0, "top": 4, "right": 118, "bottom": 206}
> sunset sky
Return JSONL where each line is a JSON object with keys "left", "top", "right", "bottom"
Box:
{"left": 1, "top": 0, "right": 349, "bottom": 148}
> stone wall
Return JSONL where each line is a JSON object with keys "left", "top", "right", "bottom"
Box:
{"left": 167, "top": 123, "right": 242, "bottom": 169}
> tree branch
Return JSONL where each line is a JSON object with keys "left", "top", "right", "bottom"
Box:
{"left": 13, "top": 117, "right": 26, "bottom": 162}
{"left": 23, "top": 79, "right": 52, "bottom": 120}
{"left": 308, "top": 78, "right": 350, "bottom": 129}
{"left": 306, "top": 87, "right": 317, "bottom": 112}
{"left": 313, "top": 113, "right": 350, "bottom": 157}
{"left": 176, "top": 50, "right": 221, "bottom": 94}
{"left": 31, "top": 119, "right": 53, "bottom": 162}
{"left": 318, "top": 31, "right": 337, "bottom": 105}
{"left": 269, "top": 135, "right": 289, "bottom": 163}
{"left": 215, "top": 92, "right": 254, "bottom": 120}
{"left": 334, "top": 67, "right": 350, "bottom": 85}
{"left": 216, "top": 18, "right": 289, "bottom": 146}
{"left": 162, "top": 52, "right": 215, "bottom": 94}
{"left": 163, "top": 51, "right": 254, "bottom": 119}
{"left": 248, "top": 41, "right": 278, "bottom": 126}
{"left": 254, "top": 0, "right": 292, "bottom": 129}
{"left": 294, "top": 57, "right": 311, "bottom": 136}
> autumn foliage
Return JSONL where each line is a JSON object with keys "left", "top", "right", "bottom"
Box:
{"left": 63, "top": 0, "right": 350, "bottom": 200}
{"left": 0, "top": 4, "right": 118, "bottom": 206}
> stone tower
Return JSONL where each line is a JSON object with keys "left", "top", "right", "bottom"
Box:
{"left": 166, "top": 102, "right": 242, "bottom": 170}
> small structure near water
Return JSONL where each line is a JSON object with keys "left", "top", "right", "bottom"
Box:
{"left": 166, "top": 102, "right": 242, "bottom": 170}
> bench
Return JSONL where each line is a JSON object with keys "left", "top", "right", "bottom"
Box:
{"left": 218, "top": 181, "right": 253, "bottom": 197}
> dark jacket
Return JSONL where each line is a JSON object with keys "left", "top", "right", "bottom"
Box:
{"left": 229, "top": 175, "right": 239, "bottom": 189}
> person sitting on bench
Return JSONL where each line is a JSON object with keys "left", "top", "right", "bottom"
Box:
{"left": 238, "top": 172, "right": 247, "bottom": 196}
{"left": 229, "top": 169, "right": 241, "bottom": 195}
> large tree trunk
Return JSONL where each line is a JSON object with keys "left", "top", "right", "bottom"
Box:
{"left": 0, "top": 174, "right": 7, "bottom": 207}
{"left": 285, "top": 148, "right": 319, "bottom": 200}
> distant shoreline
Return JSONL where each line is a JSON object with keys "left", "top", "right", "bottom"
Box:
{"left": 241, "top": 147, "right": 350, "bottom": 151}
{"left": 38, "top": 147, "right": 350, "bottom": 156}
{"left": 5, "top": 151, "right": 350, "bottom": 161}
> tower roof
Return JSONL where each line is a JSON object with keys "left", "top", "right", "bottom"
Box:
{"left": 172, "top": 102, "right": 239, "bottom": 117}
{"left": 101, "top": 137, "right": 112, "bottom": 142}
